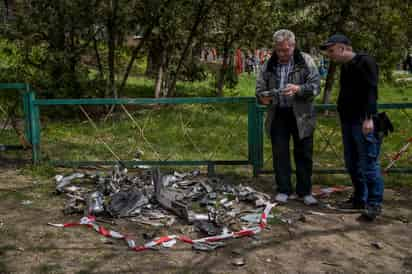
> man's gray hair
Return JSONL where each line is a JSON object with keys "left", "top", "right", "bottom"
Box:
{"left": 273, "top": 29, "right": 296, "bottom": 45}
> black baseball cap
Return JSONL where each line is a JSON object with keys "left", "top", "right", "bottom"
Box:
{"left": 320, "top": 34, "right": 351, "bottom": 50}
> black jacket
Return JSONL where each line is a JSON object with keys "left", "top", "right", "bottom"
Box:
{"left": 338, "top": 53, "right": 379, "bottom": 122}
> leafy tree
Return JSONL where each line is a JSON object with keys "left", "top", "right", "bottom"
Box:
{"left": 276, "top": 0, "right": 411, "bottom": 104}
{"left": 210, "top": 0, "right": 272, "bottom": 96}
{"left": 3, "top": 0, "right": 102, "bottom": 97}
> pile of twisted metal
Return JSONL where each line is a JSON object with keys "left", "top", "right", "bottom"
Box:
{"left": 49, "top": 166, "right": 276, "bottom": 252}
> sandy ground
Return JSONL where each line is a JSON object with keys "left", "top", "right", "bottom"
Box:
{"left": 1, "top": 164, "right": 412, "bottom": 274}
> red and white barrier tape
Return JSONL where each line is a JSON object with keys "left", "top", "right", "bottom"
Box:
{"left": 385, "top": 137, "right": 412, "bottom": 172}
{"left": 48, "top": 203, "right": 276, "bottom": 252}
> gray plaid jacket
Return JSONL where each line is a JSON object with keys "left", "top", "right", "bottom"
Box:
{"left": 256, "top": 49, "right": 320, "bottom": 139}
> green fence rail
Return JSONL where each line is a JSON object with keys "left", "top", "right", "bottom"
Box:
{"left": 29, "top": 92, "right": 258, "bottom": 175}
{"left": 2, "top": 83, "right": 412, "bottom": 176}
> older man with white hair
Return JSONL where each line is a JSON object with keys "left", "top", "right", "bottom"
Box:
{"left": 256, "top": 29, "right": 320, "bottom": 205}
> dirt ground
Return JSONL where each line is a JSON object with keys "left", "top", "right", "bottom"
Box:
{"left": 1, "top": 163, "right": 412, "bottom": 274}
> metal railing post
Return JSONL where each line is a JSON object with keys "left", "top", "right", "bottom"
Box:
{"left": 22, "top": 84, "right": 32, "bottom": 144}
{"left": 247, "top": 99, "right": 258, "bottom": 176}
{"left": 28, "top": 91, "right": 41, "bottom": 163}
{"left": 256, "top": 105, "right": 265, "bottom": 175}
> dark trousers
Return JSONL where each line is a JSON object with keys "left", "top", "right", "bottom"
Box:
{"left": 270, "top": 107, "right": 313, "bottom": 196}
{"left": 341, "top": 121, "right": 384, "bottom": 206}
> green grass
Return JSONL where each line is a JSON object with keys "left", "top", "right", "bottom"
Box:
{"left": 34, "top": 263, "right": 64, "bottom": 274}
{"left": 41, "top": 103, "right": 249, "bottom": 162}
{"left": 0, "top": 189, "right": 30, "bottom": 201}
{"left": 2, "top": 72, "right": 412, "bottom": 186}
{"left": 20, "top": 164, "right": 57, "bottom": 179}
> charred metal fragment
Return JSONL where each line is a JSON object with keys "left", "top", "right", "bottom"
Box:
{"left": 152, "top": 168, "right": 190, "bottom": 221}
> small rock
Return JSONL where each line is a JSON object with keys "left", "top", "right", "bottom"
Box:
{"left": 298, "top": 214, "right": 306, "bottom": 222}
{"left": 397, "top": 216, "right": 409, "bottom": 224}
{"left": 232, "top": 257, "right": 246, "bottom": 266}
{"left": 371, "top": 241, "right": 384, "bottom": 249}
{"left": 231, "top": 249, "right": 243, "bottom": 256}
{"left": 21, "top": 200, "right": 33, "bottom": 206}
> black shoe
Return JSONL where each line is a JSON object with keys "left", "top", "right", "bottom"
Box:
{"left": 337, "top": 196, "right": 365, "bottom": 210}
{"left": 361, "top": 204, "right": 382, "bottom": 221}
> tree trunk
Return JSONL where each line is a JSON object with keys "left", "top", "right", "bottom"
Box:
{"left": 93, "top": 36, "right": 104, "bottom": 80}
{"left": 154, "top": 48, "right": 167, "bottom": 98}
{"left": 49, "top": 3, "right": 66, "bottom": 92}
{"left": 106, "top": 0, "right": 118, "bottom": 98}
{"left": 168, "top": 0, "right": 215, "bottom": 97}
{"left": 145, "top": 38, "right": 163, "bottom": 78}
{"left": 118, "top": 26, "right": 153, "bottom": 95}
{"left": 216, "top": 45, "right": 230, "bottom": 97}
{"left": 4, "top": 0, "right": 14, "bottom": 19}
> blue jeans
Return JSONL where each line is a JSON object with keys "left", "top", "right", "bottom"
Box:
{"left": 341, "top": 121, "right": 384, "bottom": 206}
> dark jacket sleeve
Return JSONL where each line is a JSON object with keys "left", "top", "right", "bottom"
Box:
{"left": 359, "top": 55, "right": 379, "bottom": 119}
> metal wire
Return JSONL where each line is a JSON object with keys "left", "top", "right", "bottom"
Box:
{"left": 119, "top": 104, "right": 161, "bottom": 160}
{"left": 79, "top": 105, "right": 122, "bottom": 162}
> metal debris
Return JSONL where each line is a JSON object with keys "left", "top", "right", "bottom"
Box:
{"left": 232, "top": 257, "right": 246, "bottom": 266}
{"left": 192, "top": 241, "right": 225, "bottom": 251}
{"left": 49, "top": 202, "right": 276, "bottom": 253}
{"left": 55, "top": 173, "right": 85, "bottom": 193}
{"left": 240, "top": 213, "right": 262, "bottom": 224}
{"left": 51, "top": 165, "right": 278, "bottom": 253}
{"left": 307, "top": 211, "right": 327, "bottom": 216}
{"left": 153, "top": 168, "right": 190, "bottom": 220}
{"left": 87, "top": 191, "right": 105, "bottom": 215}
{"left": 107, "top": 190, "right": 148, "bottom": 217}
{"left": 55, "top": 166, "right": 273, "bottom": 225}
{"left": 193, "top": 220, "right": 222, "bottom": 236}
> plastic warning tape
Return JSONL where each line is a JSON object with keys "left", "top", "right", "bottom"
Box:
{"left": 48, "top": 203, "right": 276, "bottom": 252}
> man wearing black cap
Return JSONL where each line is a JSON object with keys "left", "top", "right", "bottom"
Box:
{"left": 320, "top": 34, "right": 384, "bottom": 221}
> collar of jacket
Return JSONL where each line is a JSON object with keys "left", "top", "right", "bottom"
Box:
{"left": 266, "top": 48, "right": 306, "bottom": 73}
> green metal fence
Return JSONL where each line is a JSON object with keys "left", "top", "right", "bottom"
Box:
{"left": 2, "top": 82, "right": 412, "bottom": 176}
{"left": 0, "top": 83, "right": 33, "bottom": 152}
{"left": 27, "top": 89, "right": 259, "bottom": 175}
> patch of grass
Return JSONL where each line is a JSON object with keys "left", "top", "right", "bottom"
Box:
{"left": 30, "top": 243, "right": 59, "bottom": 253}
{"left": 0, "top": 260, "right": 9, "bottom": 274}
{"left": 0, "top": 244, "right": 17, "bottom": 255}
{"left": 0, "top": 190, "right": 30, "bottom": 201}
{"left": 76, "top": 271, "right": 91, "bottom": 274}
{"left": 20, "top": 163, "right": 56, "bottom": 180}
{"left": 34, "top": 263, "right": 64, "bottom": 274}
{"left": 268, "top": 207, "right": 284, "bottom": 225}
{"left": 41, "top": 103, "right": 249, "bottom": 165}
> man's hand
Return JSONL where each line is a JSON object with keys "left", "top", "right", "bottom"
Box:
{"left": 283, "top": 84, "right": 300, "bottom": 96}
{"left": 259, "top": 96, "right": 272, "bottom": 105}
{"left": 362, "top": 118, "right": 374, "bottom": 135}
